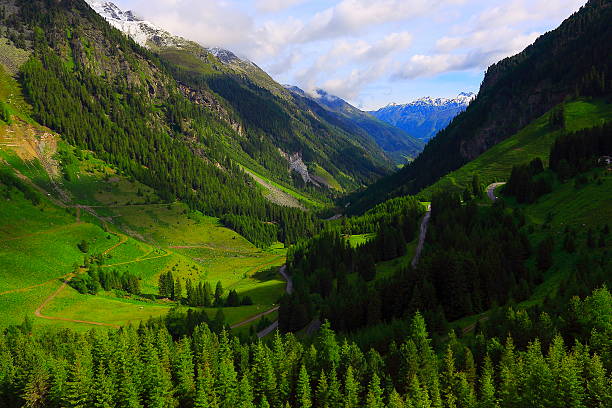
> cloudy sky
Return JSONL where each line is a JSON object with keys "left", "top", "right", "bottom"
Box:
{"left": 115, "top": 0, "right": 586, "bottom": 110}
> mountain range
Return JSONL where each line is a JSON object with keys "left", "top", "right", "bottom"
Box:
{"left": 285, "top": 86, "right": 424, "bottom": 164}
{"left": 84, "top": 0, "right": 422, "bottom": 176}
{"left": 347, "top": 0, "right": 612, "bottom": 213}
{"left": 369, "top": 92, "right": 475, "bottom": 142}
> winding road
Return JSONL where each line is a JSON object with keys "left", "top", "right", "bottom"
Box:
{"left": 412, "top": 204, "right": 432, "bottom": 268}
{"left": 236, "top": 264, "right": 292, "bottom": 337}
{"left": 486, "top": 182, "right": 506, "bottom": 202}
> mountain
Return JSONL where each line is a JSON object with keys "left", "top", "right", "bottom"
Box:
{"left": 346, "top": 0, "right": 612, "bottom": 214}
{"left": 79, "top": 0, "right": 393, "bottom": 194}
{"left": 369, "top": 92, "right": 475, "bottom": 142}
{"left": 285, "top": 86, "right": 424, "bottom": 164}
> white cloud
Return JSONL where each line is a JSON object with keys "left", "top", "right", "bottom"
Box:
{"left": 256, "top": 0, "right": 307, "bottom": 13}
{"left": 291, "top": 32, "right": 411, "bottom": 96}
{"left": 113, "top": 0, "right": 587, "bottom": 106}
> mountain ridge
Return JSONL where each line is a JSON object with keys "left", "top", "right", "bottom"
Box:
{"left": 347, "top": 0, "right": 612, "bottom": 214}
{"left": 284, "top": 85, "right": 424, "bottom": 164}
{"left": 369, "top": 92, "right": 475, "bottom": 142}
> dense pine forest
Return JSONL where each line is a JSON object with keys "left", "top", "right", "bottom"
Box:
{"left": 0, "top": 288, "right": 610, "bottom": 408}
{"left": 9, "top": 0, "right": 327, "bottom": 246}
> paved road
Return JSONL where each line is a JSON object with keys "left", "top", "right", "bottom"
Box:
{"left": 411, "top": 204, "right": 432, "bottom": 268}
{"left": 257, "top": 320, "right": 279, "bottom": 337}
{"left": 232, "top": 264, "right": 293, "bottom": 336}
{"left": 230, "top": 306, "right": 280, "bottom": 329}
{"left": 278, "top": 265, "right": 293, "bottom": 295}
{"left": 486, "top": 182, "right": 506, "bottom": 202}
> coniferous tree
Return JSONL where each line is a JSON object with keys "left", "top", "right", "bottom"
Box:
{"left": 296, "top": 365, "right": 312, "bottom": 408}
{"left": 344, "top": 366, "right": 359, "bottom": 408}
{"left": 365, "top": 373, "right": 384, "bottom": 408}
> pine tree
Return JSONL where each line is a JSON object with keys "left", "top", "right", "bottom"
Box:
{"left": 174, "top": 278, "right": 183, "bottom": 301}
{"left": 344, "top": 366, "right": 359, "bottom": 408}
{"left": 327, "top": 367, "right": 342, "bottom": 408}
{"left": 174, "top": 338, "right": 196, "bottom": 405}
{"left": 478, "top": 356, "right": 498, "bottom": 408}
{"left": 63, "top": 357, "right": 92, "bottom": 408}
{"left": 297, "top": 365, "right": 312, "bottom": 408}
{"left": 237, "top": 375, "right": 255, "bottom": 408}
{"left": 214, "top": 281, "right": 224, "bottom": 306}
{"left": 407, "top": 376, "right": 431, "bottom": 408}
{"left": 387, "top": 389, "right": 405, "bottom": 408}
{"left": 316, "top": 370, "right": 329, "bottom": 408}
{"left": 365, "top": 373, "right": 384, "bottom": 408}
{"left": 91, "top": 364, "right": 115, "bottom": 408}
{"left": 22, "top": 364, "right": 50, "bottom": 408}
{"left": 441, "top": 346, "right": 458, "bottom": 408}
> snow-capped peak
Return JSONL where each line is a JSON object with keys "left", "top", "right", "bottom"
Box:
{"left": 385, "top": 92, "right": 475, "bottom": 109}
{"left": 84, "top": 0, "right": 253, "bottom": 66}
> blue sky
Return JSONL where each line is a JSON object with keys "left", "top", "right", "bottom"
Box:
{"left": 115, "top": 0, "right": 586, "bottom": 110}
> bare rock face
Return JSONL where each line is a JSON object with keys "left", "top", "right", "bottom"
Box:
{"left": 278, "top": 150, "right": 320, "bottom": 187}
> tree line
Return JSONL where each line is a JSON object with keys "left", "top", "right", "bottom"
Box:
{"left": 158, "top": 272, "right": 253, "bottom": 308}
{"left": 0, "top": 286, "right": 610, "bottom": 407}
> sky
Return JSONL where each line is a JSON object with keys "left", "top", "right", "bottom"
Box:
{"left": 114, "top": 0, "right": 587, "bottom": 110}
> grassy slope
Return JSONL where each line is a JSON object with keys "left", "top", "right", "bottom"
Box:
{"left": 0, "top": 64, "right": 287, "bottom": 331}
{"left": 241, "top": 164, "right": 326, "bottom": 209}
{"left": 418, "top": 99, "right": 612, "bottom": 199}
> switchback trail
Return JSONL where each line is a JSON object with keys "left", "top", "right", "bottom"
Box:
{"left": 256, "top": 265, "right": 293, "bottom": 337}
{"left": 230, "top": 306, "right": 280, "bottom": 329}
{"left": 0, "top": 273, "right": 72, "bottom": 296}
{"left": 229, "top": 265, "right": 292, "bottom": 335}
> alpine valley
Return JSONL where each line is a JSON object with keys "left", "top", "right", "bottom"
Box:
{"left": 0, "top": 1, "right": 610, "bottom": 408}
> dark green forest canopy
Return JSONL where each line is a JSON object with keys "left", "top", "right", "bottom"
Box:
{"left": 1, "top": 288, "right": 610, "bottom": 408}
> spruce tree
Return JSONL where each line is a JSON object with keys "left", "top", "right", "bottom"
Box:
{"left": 344, "top": 366, "right": 359, "bottom": 408}
{"left": 365, "top": 373, "right": 384, "bottom": 408}
{"left": 296, "top": 365, "right": 312, "bottom": 408}
{"left": 478, "top": 356, "right": 498, "bottom": 408}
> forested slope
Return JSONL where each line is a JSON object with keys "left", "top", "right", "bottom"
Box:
{"left": 347, "top": 0, "right": 612, "bottom": 213}
{"left": 0, "top": 0, "right": 331, "bottom": 244}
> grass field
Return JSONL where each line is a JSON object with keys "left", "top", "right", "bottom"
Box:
{"left": 0, "top": 152, "right": 287, "bottom": 331}
{"left": 418, "top": 99, "right": 612, "bottom": 199}
{"left": 347, "top": 233, "right": 375, "bottom": 248}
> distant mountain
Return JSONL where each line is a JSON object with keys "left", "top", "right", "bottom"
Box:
{"left": 347, "top": 0, "right": 612, "bottom": 213}
{"left": 285, "top": 86, "right": 424, "bottom": 164}
{"left": 82, "top": 0, "right": 393, "bottom": 191}
{"left": 369, "top": 92, "right": 475, "bottom": 142}
{"left": 86, "top": 1, "right": 251, "bottom": 65}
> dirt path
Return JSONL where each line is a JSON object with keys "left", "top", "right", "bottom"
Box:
{"left": 0, "top": 273, "right": 72, "bottom": 296}
{"left": 486, "top": 182, "right": 506, "bottom": 202}
{"left": 102, "top": 233, "right": 128, "bottom": 255}
{"left": 412, "top": 204, "right": 432, "bottom": 268}
{"left": 231, "top": 264, "right": 292, "bottom": 335}
{"left": 34, "top": 273, "right": 119, "bottom": 328}
{"left": 99, "top": 252, "right": 170, "bottom": 268}
{"left": 230, "top": 306, "right": 280, "bottom": 329}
